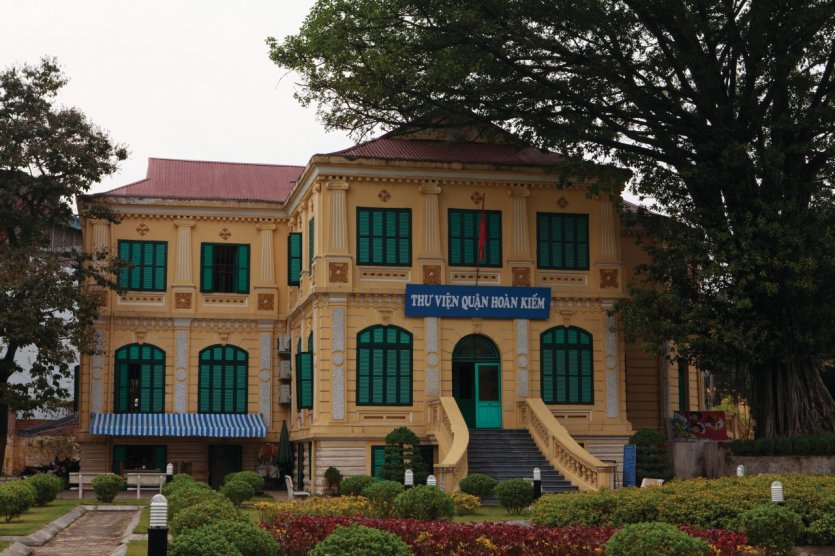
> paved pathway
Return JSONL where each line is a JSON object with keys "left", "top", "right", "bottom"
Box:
{"left": 32, "top": 509, "right": 137, "bottom": 556}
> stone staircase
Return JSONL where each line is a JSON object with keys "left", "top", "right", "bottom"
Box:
{"left": 467, "top": 428, "right": 578, "bottom": 496}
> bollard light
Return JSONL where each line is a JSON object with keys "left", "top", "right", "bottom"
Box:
{"left": 533, "top": 468, "right": 541, "bottom": 481}
{"left": 166, "top": 463, "right": 174, "bottom": 483}
{"left": 149, "top": 494, "right": 168, "bottom": 527}
{"left": 404, "top": 469, "right": 414, "bottom": 489}
{"left": 736, "top": 465, "right": 745, "bottom": 477}
{"left": 533, "top": 467, "right": 542, "bottom": 500}
{"left": 771, "top": 480, "right": 784, "bottom": 504}
{"left": 148, "top": 494, "right": 169, "bottom": 556}
{"left": 426, "top": 474, "right": 437, "bottom": 487}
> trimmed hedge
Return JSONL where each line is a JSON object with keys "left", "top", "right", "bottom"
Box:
{"left": 209, "top": 520, "right": 278, "bottom": 556}
{"left": 25, "top": 473, "right": 64, "bottom": 506}
{"left": 739, "top": 504, "right": 803, "bottom": 555}
{"left": 170, "top": 498, "right": 247, "bottom": 535}
{"left": 731, "top": 431, "right": 835, "bottom": 456}
{"left": 309, "top": 524, "right": 410, "bottom": 556}
{"left": 605, "top": 522, "right": 709, "bottom": 556}
{"left": 0, "top": 481, "right": 36, "bottom": 522}
{"left": 495, "top": 478, "right": 534, "bottom": 515}
{"left": 339, "top": 474, "right": 376, "bottom": 496}
{"left": 221, "top": 478, "right": 255, "bottom": 507}
{"left": 362, "top": 480, "right": 404, "bottom": 518}
{"left": 458, "top": 473, "right": 497, "bottom": 500}
{"left": 392, "top": 485, "right": 454, "bottom": 521}
{"left": 169, "top": 527, "right": 242, "bottom": 556}
{"left": 91, "top": 473, "right": 124, "bottom": 503}
{"left": 224, "top": 471, "right": 265, "bottom": 495}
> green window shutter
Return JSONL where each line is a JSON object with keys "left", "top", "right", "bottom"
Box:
{"left": 356, "top": 325, "right": 413, "bottom": 406}
{"left": 296, "top": 352, "right": 313, "bottom": 409}
{"left": 357, "top": 348, "right": 370, "bottom": 404}
{"left": 154, "top": 243, "right": 167, "bottom": 290}
{"left": 112, "top": 446, "right": 127, "bottom": 474}
{"left": 153, "top": 446, "right": 167, "bottom": 472}
{"left": 371, "top": 446, "right": 386, "bottom": 479}
{"left": 308, "top": 218, "right": 314, "bottom": 271}
{"left": 398, "top": 210, "right": 411, "bottom": 265}
{"left": 117, "top": 241, "right": 130, "bottom": 288}
{"left": 357, "top": 209, "right": 370, "bottom": 264}
{"left": 201, "top": 244, "right": 214, "bottom": 291}
{"left": 449, "top": 210, "right": 462, "bottom": 264}
{"left": 236, "top": 245, "right": 250, "bottom": 293}
{"left": 541, "top": 327, "right": 593, "bottom": 404}
{"left": 537, "top": 213, "right": 589, "bottom": 270}
{"left": 288, "top": 233, "right": 302, "bottom": 285}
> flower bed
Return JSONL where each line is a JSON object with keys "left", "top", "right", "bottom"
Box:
{"left": 262, "top": 514, "right": 749, "bottom": 555}
{"left": 255, "top": 496, "right": 369, "bottom": 522}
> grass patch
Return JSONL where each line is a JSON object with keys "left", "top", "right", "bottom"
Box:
{"left": 241, "top": 495, "right": 273, "bottom": 524}
{"left": 125, "top": 540, "right": 147, "bottom": 556}
{"left": 133, "top": 506, "right": 149, "bottom": 534}
{"left": 453, "top": 505, "right": 531, "bottom": 523}
{"left": 0, "top": 497, "right": 149, "bottom": 536}
{"left": 0, "top": 541, "right": 11, "bottom": 551}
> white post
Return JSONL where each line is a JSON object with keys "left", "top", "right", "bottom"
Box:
{"left": 404, "top": 469, "right": 414, "bottom": 490}
{"left": 426, "top": 474, "right": 437, "bottom": 487}
{"left": 136, "top": 475, "right": 141, "bottom": 499}
{"left": 771, "top": 480, "right": 784, "bottom": 503}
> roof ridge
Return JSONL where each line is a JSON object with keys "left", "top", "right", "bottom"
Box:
{"left": 102, "top": 178, "right": 151, "bottom": 195}
{"left": 148, "top": 157, "right": 304, "bottom": 169}
{"left": 326, "top": 135, "right": 391, "bottom": 156}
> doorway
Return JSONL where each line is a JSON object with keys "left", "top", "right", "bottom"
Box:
{"left": 208, "top": 444, "right": 242, "bottom": 489}
{"left": 452, "top": 335, "right": 502, "bottom": 429}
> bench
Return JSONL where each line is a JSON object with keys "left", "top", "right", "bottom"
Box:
{"left": 126, "top": 473, "right": 166, "bottom": 499}
{"left": 68, "top": 472, "right": 99, "bottom": 500}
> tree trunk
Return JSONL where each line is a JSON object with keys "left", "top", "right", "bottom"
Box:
{"left": 0, "top": 399, "right": 8, "bottom": 475}
{"left": 754, "top": 360, "right": 835, "bottom": 438}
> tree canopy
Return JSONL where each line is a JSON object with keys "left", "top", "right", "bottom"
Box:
{"left": 269, "top": 0, "right": 835, "bottom": 436}
{"left": 0, "top": 59, "right": 126, "bottom": 464}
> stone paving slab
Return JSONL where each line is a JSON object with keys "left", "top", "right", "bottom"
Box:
{"left": 30, "top": 509, "right": 137, "bottom": 556}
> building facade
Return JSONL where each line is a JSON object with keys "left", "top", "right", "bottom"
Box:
{"left": 77, "top": 127, "right": 703, "bottom": 492}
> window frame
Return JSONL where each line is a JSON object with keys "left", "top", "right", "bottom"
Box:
{"left": 117, "top": 240, "right": 167, "bottom": 292}
{"left": 356, "top": 207, "right": 412, "bottom": 266}
{"left": 356, "top": 325, "right": 413, "bottom": 407}
{"left": 198, "top": 345, "right": 248, "bottom": 414}
{"left": 447, "top": 208, "right": 502, "bottom": 267}
{"left": 536, "top": 212, "right": 590, "bottom": 270}
{"left": 540, "top": 326, "right": 594, "bottom": 405}
{"left": 114, "top": 344, "right": 165, "bottom": 414}
{"left": 288, "top": 233, "right": 302, "bottom": 285}
{"left": 295, "top": 335, "right": 313, "bottom": 410}
{"left": 200, "top": 243, "right": 250, "bottom": 294}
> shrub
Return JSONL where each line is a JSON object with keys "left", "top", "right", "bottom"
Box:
{"left": 221, "top": 478, "right": 256, "bottom": 506}
{"left": 362, "top": 480, "right": 404, "bottom": 518}
{"left": 169, "top": 527, "right": 242, "bottom": 556}
{"left": 806, "top": 514, "right": 835, "bottom": 546}
{"left": 256, "top": 496, "right": 369, "bottom": 523}
{"left": 392, "top": 485, "right": 454, "bottom": 521}
{"left": 324, "top": 466, "right": 343, "bottom": 492}
{"left": 630, "top": 428, "right": 673, "bottom": 484}
{"left": 773, "top": 436, "right": 793, "bottom": 455}
{"left": 340, "top": 474, "right": 376, "bottom": 496}
{"left": 25, "top": 473, "right": 64, "bottom": 506}
{"left": 451, "top": 492, "right": 480, "bottom": 515}
{"left": 209, "top": 519, "right": 278, "bottom": 556}
{"left": 224, "top": 471, "right": 264, "bottom": 495}
{"left": 494, "top": 478, "right": 534, "bottom": 515}
{"left": 753, "top": 438, "right": 774, "bottom": 455}
{"left": 170, "top": 498, "right": 246, "bottom": 535}
{"left": 169, "top": 487, "right": 230, "bottom": 521}
{"left": 162, "top": 475, "right": 208, "bottom": 497}
{"left": 380, "top": 427, "right": 429, "bottom": 485}
{"left": 0, "top": 481, "right": 36, "bottom": 522}
{"left": 730, "top": 438, "right": 755, "bottom": 456}
{"left": 309, "top": 524, "right": 410, "bottom": 556}
{"left": 605, "top": 522, "right": 709, "bottom": 556}
{"left": 458, "top": 473, "right": 497, "bottom": 501}
{"left": 91, "top": 473, "right": 124, "bottom": 503}
{"left": 739, "top": 504, "right": 803, "bottom": 555}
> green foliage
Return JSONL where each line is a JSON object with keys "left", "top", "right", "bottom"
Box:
{"left": 739, "top": 504, "right": 803, "bottom": 555}
{"left": 0, "top": 481, "right": 36, "bottom": 522}
{"left": 451, "top": 492, "right": 480, "bottom": 515}
{"left": 380, "top": 427, "right": 429, "bottom": 485}
{"left": 494, "top": 479, "right": 534, "bottom": 515}
{"left": 458, "top": 473, "right": 497, "bottom": 501}
{"left": 25, "top": 473, "right": 64, "bottom": 506}
{"left": 169, "top": 486, "right": 227, "bottom": 521}
{"left": 224, "top": 471, "right": 264, "bottom": 495}
{"left": 309, "top": 524, "right": 410, "bottom": 556}
{"left": 339, "top": 475, "right": 376, "bottom": 496}
{"left": 170, "top": 499, "right": 246, "bottom": 535}
{"left": 221, "top": 478, "right": 255, "bottom": 507}
{"left": 604, "top": 522, "right": 709, "bottom": 556}
{"left": 269, "top": 0, "right": 835, "bottom": 437}
{"left": 362, "top": 480, "right": 404, "bottom": 518}
{"left": 91, "top": 473, "right": 124, "bottom": 503}
{"left": 169, "top": 527, "right": 242, "bottom": 556}
{"left": 324, "top": 466, "right": 343, "bottom": 490}
{"left": 806, "top": 513, "right": 835, "bottom": 546}
{"left": 629, "top": 428, "right": 673, "bottom": 484}
{"left": 161, "top": 474, "right": 206, "bottom": 497}
{"left": 392, "top": 485, "right": 454, "bottom": 521}
{"left": 208, "top": 520, "right": 278, "bottom": 556}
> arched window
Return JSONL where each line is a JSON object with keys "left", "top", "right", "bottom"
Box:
{"left": 198, "top": 345, "right": 248, "bottom": 413}
{"left": 540, "top": 326, "right": 594, "bottom": 404}
{"left": 114, "top": 344, "right": 165, "bottom": 413}
{"left": 356, "top": 325, "right": 412, "bottom": 406}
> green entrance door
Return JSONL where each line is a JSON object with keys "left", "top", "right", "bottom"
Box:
{"left": 475, "top": 362, "right": 502, "bottom": 428}
{"left": 452, "top": 335, "right": 502, "bottom": 429}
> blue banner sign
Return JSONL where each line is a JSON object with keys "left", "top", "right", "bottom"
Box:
{"left": 405, "top": 284, "right": 551, "bottom": 319}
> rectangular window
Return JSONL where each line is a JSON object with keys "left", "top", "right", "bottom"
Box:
{"left": 295, "top": 352, "right": 313, "bottom": 410}
{"left": 308, "top": 218, "right": 315, "bottom": 271}
{"left": 117, "top": 240, "right": 167, "bottom": 291}
{"left": 288, "top": 233, "right": 302, "bottom": 285}
{"left": 370, "top": 446, "right": 386, "bottom": 479}
{"left": 357, "top": 208, "right": 412, "bottom": 266}
{"left": 201, "top": 243, "right": 250, "bottom": 293}
{"left": 537, "top": 213, "right": 589, "bottom": 269}
{"left": 448, "top": 209, "right": 502, "bottom": 267}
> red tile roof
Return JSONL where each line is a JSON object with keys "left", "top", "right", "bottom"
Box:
{"left": 100, "top": 158, "right": 304, "bottom": 203}
{"left": 326, "top": 135, "right": 563, "bottom": 166}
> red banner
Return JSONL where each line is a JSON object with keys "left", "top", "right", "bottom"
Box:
{"left": 673, "top": 411, "right": 728, "bottom": 440}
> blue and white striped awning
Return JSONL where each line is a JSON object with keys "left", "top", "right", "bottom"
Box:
{"left": 89, "top": 413, "right": 267, "bottom": 438}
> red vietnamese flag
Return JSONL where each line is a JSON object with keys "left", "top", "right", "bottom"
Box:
{"left": 477, "top": 194, "right": 487, "bottom": 264}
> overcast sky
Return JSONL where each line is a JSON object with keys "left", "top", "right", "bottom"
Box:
{"left": 1, "top": 0, "right": 352, "bottom": 194}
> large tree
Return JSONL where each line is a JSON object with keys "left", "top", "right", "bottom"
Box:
{"left": 268, "top": 0, "right": 835, "bottom": 437}
{"left": 0, "top": 59, "right": 126, "bottom": 466}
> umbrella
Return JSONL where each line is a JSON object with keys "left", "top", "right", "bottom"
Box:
{"left": 277, "top": 420, "right": 293, "bottom": 480}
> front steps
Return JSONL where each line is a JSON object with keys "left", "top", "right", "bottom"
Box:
{"left": 467, "top": 428, "right": 578, "bottom": 495}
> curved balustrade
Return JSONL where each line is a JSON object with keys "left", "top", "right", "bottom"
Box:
{"left": 427, "top": 397, "right": 469, "bottom": 492}
{"left": 518, "top": 398, "right": 616, "bottom": 491}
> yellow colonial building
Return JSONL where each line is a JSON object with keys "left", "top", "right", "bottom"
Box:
{"left": 77, "top": 126, "right": 703, "bottom": 492}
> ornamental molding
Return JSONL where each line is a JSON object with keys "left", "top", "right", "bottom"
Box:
{"left": 316, "top": 172, "right": 591, "bottom": 191}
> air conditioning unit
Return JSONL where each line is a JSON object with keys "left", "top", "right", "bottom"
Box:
{"left": 278, "top": 360, "right": 292, "bottom": 380}
{"left": 277, "top": 335, "right": 291, "bottom": 354}
{"left": 278, "top": 384, "right": 292, "bottom": 404}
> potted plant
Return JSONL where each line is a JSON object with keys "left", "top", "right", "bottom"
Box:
{"left": 324, "top": 466, "right": 342, "bottom": 496}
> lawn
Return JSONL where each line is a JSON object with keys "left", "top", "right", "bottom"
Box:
{"left": 453, "top": 505, "right": 531, "bottom": 522}
{"left": 0, "top": 541, "right": 11, "bottom": 551}
{"left": 125, "top": 540, "right": 147, "bottom": 556}
{"left": 0, "top": 497, "right": 149, "bottom": 537}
